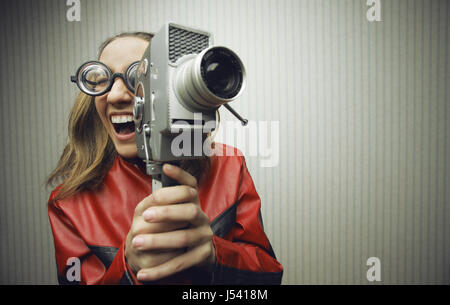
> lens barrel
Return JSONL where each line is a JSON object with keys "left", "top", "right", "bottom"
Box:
{"left": 174, "top": 46, "right": 246, "bottom": 110}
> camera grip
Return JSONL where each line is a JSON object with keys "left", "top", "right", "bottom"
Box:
{"left": 161, "top": 161, "right": 180, "bottom": 187}
{"left": 161, "top": 172, "right": 179, "bottom": 187}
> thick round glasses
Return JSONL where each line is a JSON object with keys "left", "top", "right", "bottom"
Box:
{"left": 71, "top": 61, "right": 139, "bottom": 96}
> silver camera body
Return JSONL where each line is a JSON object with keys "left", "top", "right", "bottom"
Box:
{"left": 133, "top": 23, "right": 246, "bottom": 181}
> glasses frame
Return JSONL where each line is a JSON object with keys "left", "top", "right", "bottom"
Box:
{"left": 70, "top": 60, "right": 140, "bottom": 96}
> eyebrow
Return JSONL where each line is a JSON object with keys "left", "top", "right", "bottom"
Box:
{"left": 100, "top": 61, "right": 139, "bottom": 74}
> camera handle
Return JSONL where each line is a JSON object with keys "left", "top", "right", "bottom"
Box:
{"left": 141, "top": 124, "right": 179, "bottom": 191}
{"left": 146, "top": 161, "right": 179, "bottom": 191}
{"left": 155, "top": 105, "right": 248, "bottom": 189}
{"left": 152, "top": 169, "right": 179, "bottom": 191}
{"left": 141, "top": 102, "right": 248, "bottom": 192}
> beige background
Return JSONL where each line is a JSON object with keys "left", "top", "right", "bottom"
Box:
{"left": 0, "top": 0, "right": 448, "bottom": 284}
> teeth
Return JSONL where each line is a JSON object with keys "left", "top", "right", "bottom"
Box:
{"left": 111, "top": 114, "right": 134, "bottom": 124}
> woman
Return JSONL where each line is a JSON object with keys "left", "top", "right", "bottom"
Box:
{"left": 47, "top": 32, "right": 283, "bottom": 285}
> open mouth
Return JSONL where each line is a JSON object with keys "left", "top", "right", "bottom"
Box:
{"left": 111, "top": 114, "right": 135, "bottom": 135}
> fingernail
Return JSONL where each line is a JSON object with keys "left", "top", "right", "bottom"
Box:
{"left": 143, "top": 208, "right": 156, "bottom": 221}
{"left": 190, "top": 188, "right": 197, "bottom": 197}
{"left": 164, "top": 164, "right": 173, "bottom": 171}
{"left": 137, "top": 271, "right": 147, "bottom": 281}
{"left": 132, "top": 237, "right": 144, "bottom": 248}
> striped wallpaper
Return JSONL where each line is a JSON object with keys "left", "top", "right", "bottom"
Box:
{"left": 0, "top": 0, "right": 448, "bottom": 284}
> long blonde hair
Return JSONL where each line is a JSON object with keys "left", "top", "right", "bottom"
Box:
{"left": 47, "top": 32, "right": 211, "bottom": 202}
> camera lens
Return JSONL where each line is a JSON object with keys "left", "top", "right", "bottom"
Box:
{"left": 200, "top": 48, "right": 243, "bottom": 99}
{"left": 174, "top": 46, "right": 246, "bottom": 110}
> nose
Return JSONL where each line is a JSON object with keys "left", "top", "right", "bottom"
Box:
{"left": 106, "top": 77, "right": 133, "bottom": 106}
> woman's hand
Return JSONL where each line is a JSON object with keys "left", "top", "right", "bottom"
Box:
{"left": 125, "top": 164, "right": 216, "bottom": 282}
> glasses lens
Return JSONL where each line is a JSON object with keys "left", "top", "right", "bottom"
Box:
{"left": 126, "top": 62, "right": 139, "bottom": 91}
{"left": 79, "top": 63, "right": 110, "bottom": 95}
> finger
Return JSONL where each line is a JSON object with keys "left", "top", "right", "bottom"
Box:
{"left": 143, "top": 203, "right": 209, "bottom": 226}
{"left": 132, "top": 226, "right": 212, "bottom": 251}
{"left": 163, "top": 164, "right": 198, "bottom": 188}
{"left": 151, "top": 185, "right": 197, "bottom": 205}
{"left": 134, "top": 194, "right": 155, "bottom": 217}
{"left": 130, "top": 216, "right": 189, "bottom": 237}
{"left": 136, "top": 249, "right": 183, "bottom": 269}
{"left": 137, "top": 242, "right": 214, "bottom": 282}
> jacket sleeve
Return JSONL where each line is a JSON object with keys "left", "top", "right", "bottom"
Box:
{"left": 47, "top": 197, "right": 139, "bottom": 285}
{"left": 210, "top": 157, "right": 284, "bottom": 285}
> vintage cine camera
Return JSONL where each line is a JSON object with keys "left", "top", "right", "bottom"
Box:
{"left": 133, "top": 23, "right": 247, "bottom": 188}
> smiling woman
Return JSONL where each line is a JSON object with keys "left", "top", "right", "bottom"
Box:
{"left": 93, "top": 36, "right": 146, "bottom": 158}
{"left": 45, "top": 31, "right": 283, "bottom": 285}
{"left": 47, "top": 32, "right": 154, "bottom": 201}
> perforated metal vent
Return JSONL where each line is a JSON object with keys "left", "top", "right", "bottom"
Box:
{"left": 168, "top": 25, "right": 209, "bottom": 63}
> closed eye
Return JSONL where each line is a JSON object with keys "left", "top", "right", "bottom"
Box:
{"left": 85, "top": 78, "right": 109, "bottom": 86}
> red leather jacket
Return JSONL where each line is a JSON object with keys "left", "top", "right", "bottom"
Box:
{"left": 48, "top": 143, "right": 283, "bottom": 285}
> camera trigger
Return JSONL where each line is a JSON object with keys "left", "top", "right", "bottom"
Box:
{"left": 223, "top": 104, "right": 248, "bottom": 126}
